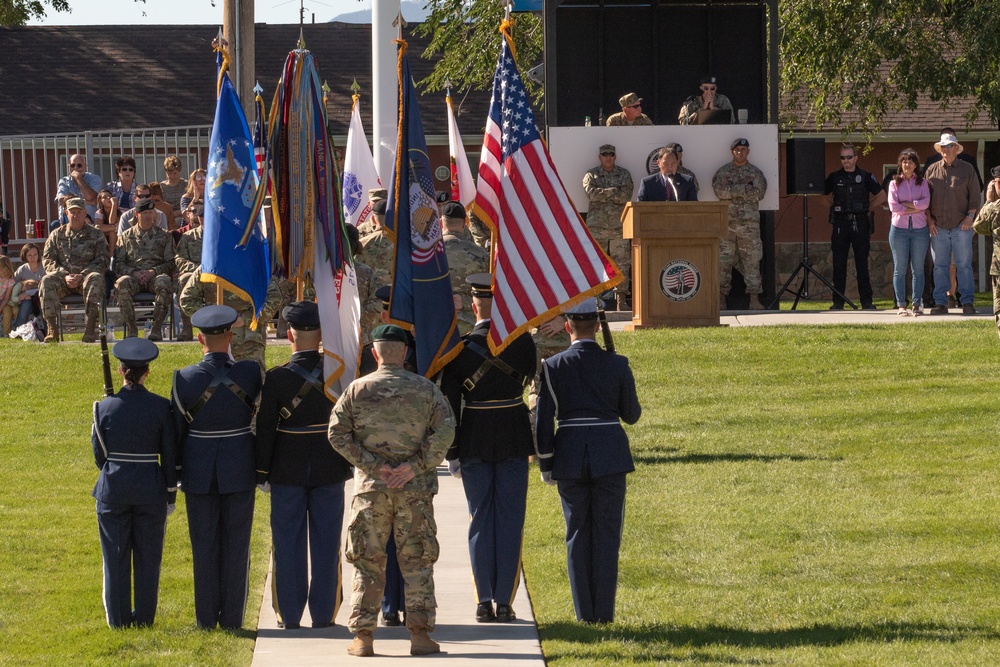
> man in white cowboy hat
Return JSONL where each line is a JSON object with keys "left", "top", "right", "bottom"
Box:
{"left": 925, "top": 132, "right": 982, "bottom": 315}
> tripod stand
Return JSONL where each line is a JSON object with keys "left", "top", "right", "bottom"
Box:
{"left": 768, "top": 195, "right": 855, "bottom": 310}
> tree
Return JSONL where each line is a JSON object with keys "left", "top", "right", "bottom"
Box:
{"left": 0, "top": 0, "right": 70, "bottom": 25}
{"left": 780, "top": 0, "right": 1000, "bottom": 138}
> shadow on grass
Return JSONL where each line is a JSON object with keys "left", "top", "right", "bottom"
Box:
{"left": 634, "top": 452, "right": 836, "bottom": 466}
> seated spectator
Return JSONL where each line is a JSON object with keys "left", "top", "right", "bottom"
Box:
{"left": 113, "top": 198, "right": 175, "bottom": 340}
{"left": 678, "top": 76, "right": 735, "bottom": 125}
{"left": 0, "top": 256, "right": 14, "bottom": 335}
{"left": 606, "top": 93, "right": 652, "bottom": 127}
{"left": 172, "top": 198, "right": 203, "bottom": 245}
{"left": 174, "top": 200, "right": 204, "bottom": 341}
{"left": 56, "top": 153, "right": 102, "bottom": 219}
{"left": 106, "top": 156, "right": 139, "bottom": 210}
{"left": 147, "top": 183, "right": 178, "bottom": 231}
{"left": 179, "top": 169, "right": 206, "bottom": 213}
{"left": 93, "top": 189, "right": 121, "bottom": 250}
{"left": 160, "top": 156, "right": 188, "bottom": 227}
{"left": 118, "top": 185, "right": 168, "bottom": 235}
{"left": 12, "top": 242, "right": 44, "bottom": 330}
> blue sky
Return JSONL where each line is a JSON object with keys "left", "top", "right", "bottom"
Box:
{"left": 28, "top": 0, "right": 365, "bottom": 26}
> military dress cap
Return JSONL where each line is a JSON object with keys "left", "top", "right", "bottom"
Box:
{"left": 599, "top": 144, "right": 616, "bottom": 155}
{"left": 368, "top": 188, "right": 388, "bottom": 202}
{"left": 934, "top": 133, "right": 963, "bottom": 152}
{"left": 112, "top": 337, "right": 159, "bottom": 366}
{"left": 618, "top": 92, "right": 642, "bottom": 108}
{"left": 372, "top": 323, "right": 408, "bottom": 343}
{"left": 442, "top": 201, "right": 466, "bottom": 219}
{"left": 564, "top": 297, "right": 599, "bottom": 320}
{"left": 372, "top": 198, "right": 387, "bottom": 215}
{"left": 134, "top": 197, "right": 156, "bottom": 212}
{"left": 436, "top": 191, "right": 450, "bottom": 203}
{"left": 375, "top": 285, "right": 391, "bottom": 308}
{"left": 282, "top": 301, "right": 321, "bottom": 331}
{"left": 667, "top": 142, "right": 683, "bottom": 153}
{"left": 466, "top": 272, "right": 493, "bottom": 298}
{"left": 700, "top": 74, "right": 718, "bottom": 85}
{"left": 191, "top": 304, "right": 239, "bottom": 334}
{"left": 992, "top": 166, "right": 1000, "bottom": 179}
{"left": 65, "top": 197, "right": 86, "bottom": 211}
{"left": 731, "top": 138, "right": 750, "bottom": 149}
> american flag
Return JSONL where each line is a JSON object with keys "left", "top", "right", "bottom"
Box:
{"left": 474, "top": 28, "right": 621, "bottom": 352}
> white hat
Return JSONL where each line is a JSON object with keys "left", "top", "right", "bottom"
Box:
{"left": 934, "top": 133, "right": 963, "bottom": 153}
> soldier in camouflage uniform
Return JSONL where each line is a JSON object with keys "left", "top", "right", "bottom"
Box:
{"left": 328, "top": 324, "right": 456, "bottom": 657}
{"left": 174, "top": 203, "right": 203, "bottom": 341}
{"left": 712, "top": 138, "right": 768, "bottom": 310}
{"left": 179, "top": 267, "right": 283, "bottom": 370}
{"left": 468, "top": 209, "right": 492, "bottom": 250}
{"left": 668, "top": 142, "right": 700, "bottom": 193}
{"left": 441, "top": 201, "right": 490, "bottom": 335}
{"left": 113, "top": 199, "right": 175, "bottom": 339}
{"left": 605, "top": 93, "right": 653, "bottom": 127}
{"left": 347, "top": 224, "right": 385, "bottom": 346}
{"left": 40, "top": 197, "right": 109, "bottom": 343}
{"left": 357, "top": 188, "right": 387, "bottom": 238}
{"left": 361, "top": 197, "right": 394, "bottom": 287}
{"left": 583, "top": 144, "right": 633, "bottom": 310}
{"left": 972, "top": 197, "right": 1000, "bottom": 336}
{"left": 527, "top": 315, "right": 571, "bottom": 428}
{"left": 678, "top": 75, "right": 735, "bottom": 125}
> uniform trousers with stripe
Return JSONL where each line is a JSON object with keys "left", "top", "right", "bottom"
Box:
{"left": 96, "top": 500, "right": 167, "bottom": 627}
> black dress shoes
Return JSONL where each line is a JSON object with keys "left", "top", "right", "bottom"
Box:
{"left": 476, "top": 602, "right": 496, "bottom": 623}
{"left": 381, "top": 611, "right": 402, "bottom": 627}
{"left": 494, "top": 604, "right": 516, "bottom": 623}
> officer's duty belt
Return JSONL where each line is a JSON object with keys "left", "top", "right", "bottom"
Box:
{"left": 106, "top": 452, "right": 160, "bottom": 463}
{"left": 188, "top": 426, "right": 253, "bottom": 438}
{"left": 557, "top": 417, "right": 620, "bottom": 428}
{"left": 277, "top": 423, "right": 328, "bottom": 435}
{"left": 464, "top": 398, "right": 525, "bottom": 410}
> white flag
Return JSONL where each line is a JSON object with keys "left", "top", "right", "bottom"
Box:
{"left": 447, "top": 94, "right": 476, "bottom": 209}
{"left": 314, "top": 240, "right": 361, "bottom": 400}
{"left": 342, "top": 100, "right": 382, "bottom": 228}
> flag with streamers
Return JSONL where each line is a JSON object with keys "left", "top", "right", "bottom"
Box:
{"left": 385, "top": 39, "right": 462, "bottom": 377}
{"left": 473, "top": 20, "right": 621, "bottom": 353}
{"left": 201, "top": 41, "right": 271, "bottom": 326}
{"left": 446, "top": 93, "right": 476, "bottom": 209}
{"left": 343, "top": 96, "right": 382, "bottom": 228}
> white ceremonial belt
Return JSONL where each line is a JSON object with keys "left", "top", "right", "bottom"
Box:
{"left": 107, "top": 452, "right": 160, "bottom": 463}
{"left": 188, "top": 426, "right": 253, "bottom": 438}
{"left": 277, "top": 424, "right": 328, "bottom": 435}
{"left": 556, "top": 418, "right": 620, "bottom": 428}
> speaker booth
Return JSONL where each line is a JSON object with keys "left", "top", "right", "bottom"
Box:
{"left": 786, "top": 138, "right": 826, "bottom": 195}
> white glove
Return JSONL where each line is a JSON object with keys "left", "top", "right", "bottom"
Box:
{"left": 540, "top": 470, "right": 556, "bottom": 486}
{"left": 257, "top": 482, "right": 271, "bottom": 494}
{"left": 166, "top": 504, "right": 176, "bottom": 516}
{"left": 448, "top": 459, "right": 462, "bottom": 479}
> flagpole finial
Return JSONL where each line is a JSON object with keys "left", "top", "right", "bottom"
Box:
{"left": 298, "top": 28, "right": 306, "bottom": 49}
{"left": 253, "top": 80, "right": 263, "bottom": 96}
{"left": 504, "top": 2, "right": 512, "bottom": 22}
{"left": 445, "top": 77, "right": 452, "bottom": 97}
{"left": 351, "top": 78, "right": 361, "bottom": 95}
{"left": 392, "top": 11, "right": 406, "bottom": 39}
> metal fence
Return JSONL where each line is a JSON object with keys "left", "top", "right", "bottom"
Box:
{"left": 0, "top": 125, "right": 212, "bottom": 242}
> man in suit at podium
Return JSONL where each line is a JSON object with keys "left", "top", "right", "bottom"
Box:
{"left": 637, "top": 147, "right": 698, "bottom": 202}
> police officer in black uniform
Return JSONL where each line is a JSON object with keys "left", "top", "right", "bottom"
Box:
{"left": 440, "top": 273, "right": 537, "bottom": 623}
{"left": 255, "top": 301, "right": 353, "bottom": 629}
{"left": 172, "top": 304, "right": 262, "bottom": 630}
{"left": 825, "top": 145, "right": 886, "bottom": 310}
{"left": 92, "top": 337, "right": 176, "bottom": 628}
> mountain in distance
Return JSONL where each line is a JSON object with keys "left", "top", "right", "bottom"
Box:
{"left": 331, "top": 1, "right": 430, "bottom": 24}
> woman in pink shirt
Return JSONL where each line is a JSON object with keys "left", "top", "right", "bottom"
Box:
{"left": 888, "top": 149, "right": 931, "bottom": 316}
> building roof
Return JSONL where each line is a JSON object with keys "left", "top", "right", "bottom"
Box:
{"left": 0, "top": 23, "right": 491, "bottom": 138}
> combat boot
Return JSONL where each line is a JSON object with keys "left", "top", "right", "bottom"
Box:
{"left": 43, "top": 317, "right": 60, "bottom": 343}
{"left": 147, "top": 307, "right": 165, "bottom": 342}
{"left": 409, "top": 628, "right": 440, "bottom": 656}
{"left": 124, "top": 321, "right": 139, "bottom": 338}
{"left": 615, "top": 291, "right": 631, "bottom": 312}
{"left": 177, "top": 312, "right": 193, "bottom": 341}
{"left": 719, "top": 293, "right": 728, "bottom": 311}
{"left": 749, "top": 296, "right": 767, "bottom": 311}
{"left": 81, "top": 308, "right": 99, "bottom": 343}
{"left": 347, "top": 629, "right": 374, "bottom": 657}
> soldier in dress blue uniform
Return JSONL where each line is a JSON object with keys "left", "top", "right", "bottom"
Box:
{"left": 92, "top": 337, "right": 176, "bottom": 628}
{"left": 534, "top": 298, "right": 642, "bottom": 624}
{"left": 255, "top": 301, "right": 354, "bottom": 629}
{"left": 440, "top": 274, "right": 537, "bottom": 623}
{"left": 171, "top": 305, "right": 262, "bottom": 630}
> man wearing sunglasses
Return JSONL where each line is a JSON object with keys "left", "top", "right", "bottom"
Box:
{"left": 55, "top": 154, "right": 102, "bottom": 218}
{"left": 606, "top": 93, "right": 652, "bottom": 127}
{"left": 679, "top": 75, "right": 735, "bottom": 125}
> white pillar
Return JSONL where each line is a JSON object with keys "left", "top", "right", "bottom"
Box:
{"left": 371, "top": 0, "right": 400, "bottom": 180}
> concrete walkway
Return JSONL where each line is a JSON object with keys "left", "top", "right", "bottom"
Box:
{"left": 250, "top": 469, "right": 545, "bottom": 666}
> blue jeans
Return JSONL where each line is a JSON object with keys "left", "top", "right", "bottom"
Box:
{"left": 888, "top": 223, "right": 930, "bottom": 308}
{"left": 930, "top": 226, "right": 975, "bottom": 306}
{"left": 13, "top": 298, "right": 35, "bottom": 328}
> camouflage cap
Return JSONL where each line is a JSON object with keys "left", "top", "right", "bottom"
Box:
{"left": 618, "top": 92, "right": 641, "bottom": 108}
{"left": 368, "top": 188, "right": 387, "bottom": 202}
{"left": 65, "top": 197, "right": 86, "bottom": 211}
{"left": 599, "top": 144, "right": 616, "bottom": 155}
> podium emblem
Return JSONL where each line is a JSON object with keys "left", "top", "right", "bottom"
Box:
{"left": 659, "top": 260, "right": 701, "bottom": 302}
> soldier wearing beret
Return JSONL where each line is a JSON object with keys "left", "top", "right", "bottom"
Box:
{"left": 441, "top": 201, "right": 490, "bottom": 335}
{"left": 92, "top": 337, "right": 176, "bottom": 627}
{"left": 255, "top": 301, "right": 353, "bottom": 629}
{"left": 583, "top": 145, "right": 634, "bottom": 310}
{"left": 440, "top": 274, "right": 537, "bottom": 623}
{"left": 605, "top": 93, "right": 653, "bottom": 127}
{"left": 535, "top": 298, "right": 641, "bottom": 624}
{"left": 113, "top": 197, "right": 175, "bottom": 340}
{"left": 328, "top": 324, "right": 456, "bottom": 657}
{"left": 172, "top": 305, "right": 263, "bottom": 630}
{"left": 678, "top": 75, "right": 735, "bottom": 125}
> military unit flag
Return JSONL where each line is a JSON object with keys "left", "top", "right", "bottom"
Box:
{"left": 343, "top": 97, "right": 383, "bottom": 229}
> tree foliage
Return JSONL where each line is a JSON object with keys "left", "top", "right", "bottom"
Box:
{"left": 0, "top": 0, "right": 70, "bottom": 25}
{"left": 780, "top": 0, "right": 1000, "bottom": 138}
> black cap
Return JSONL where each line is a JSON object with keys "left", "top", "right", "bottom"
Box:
{"left": 375, "top": 285, "right": 391, "bottom": 308}
{"left": 667, "top": 142, "right": 683, "bottom": 153}
{"left": 191, "top": 304, "right": 238, "bottom": 334}
{"left": 112, "top": 337, "right": 159, "bottom": 366}
{"left": 441, "top": 201, "right": 466, "bottom": 219}
{"left": 435, "top": 191, "right": 449, "bottom": 203}
{"left": 731, "top": 138, "right": 750, "bottom": 149}
{"left": 700, "top": 74, "right": 718, "bottom": 85}
{"left": 135, "top": 198, "right": 156, "bottom": 212}
{"left": 372, "top": 199, "right": 387, "bottom": 215}
{"left": 466, "top": 273, "right": 493, "bottom": 298}
{"left": 282, "top": 301, "right": 320, "bottom": 331}
{"left": 372, "top": 324, "right": 408, "bottom": 343}
{"left": 992, "top": 166, "right": 1000, "bottom": 179}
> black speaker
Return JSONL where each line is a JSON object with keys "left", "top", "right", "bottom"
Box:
{"left": 786, "top": 138, "right": 826, "bottom": 195}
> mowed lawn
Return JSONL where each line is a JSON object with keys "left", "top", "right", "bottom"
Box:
{"left": 524, "top": 321, "right": 1000, "bottom": 666}
{"left": 4, "top": 322, "right": 1000, "bottom": 666}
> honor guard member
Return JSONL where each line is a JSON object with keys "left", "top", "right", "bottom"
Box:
{"left": 825, "top": 145, "right": 885, "bottom": 310}
{"left": 328, "top": 324, "right": 456, "bottom": 657}
{"left": 535, "top": 298, "right": 641, "bottom": 624}
{"left": 255, "top": 301, "right": 353, "bottom": 629}
{"left": 172, "top": 305, "right": 263, "bottom": 630}
{"left": 92, "top": 337, "right": 176, "bottom": 627}
{"left": 440, "top": 274, "right": 537, "bottom": 623}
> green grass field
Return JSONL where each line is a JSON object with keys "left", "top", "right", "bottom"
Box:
{"left": 4, "top": 320, "right": 1000, "bottom": 666}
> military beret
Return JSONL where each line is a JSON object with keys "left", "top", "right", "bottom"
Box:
{"left": 667, "top": 142, "right": 683, "bottom": 153}
{"left": 731, "top": 138, "right": 750, "bottom": 149}
{"left": 375, "top": 285, "right": 391, "bottom": 308}
{"left": 700, "top": 75, "right": 718, "bottom": 85}
{"left": 564, "top": 297, "right": 599, "bottom": 320}
{"left": 992, "top": 166, "right": 1000, "bottom": 179}
{"left": 442, "top": 201, "right": 466, "bottom": 219}
{"left": 599, "top": 144, "right": 616, "bottom": 156}
{"left": 436, "top": 191, "right": 450, "bottom": 203}
{"left": 466, "top": 272, "right": 493, "bottom": 298}
{"left": 368, "top": 188, "right": 388, "bottom": 202}
{"left": 618, "top": 92, "right": 641, "bottom": 108}
{"left": 282, "top": 301, "right": 320, "bottom": 331}
{"left": 65, "top": 197, "right": 86, "bottom": 211}
{"left": 134, "top": 197, "right": 156, "bottom": 212}
{"left": 372, "top": 324, "right": 408, "bottom": 343}
{"left": 371, "top": 198, "right": 387, "bottom": 215}
{"left": 112, "top": 337, "right": 159, "bottom": 366}
{"left": 191, "top": 304, "right": 239, "bottom": 334}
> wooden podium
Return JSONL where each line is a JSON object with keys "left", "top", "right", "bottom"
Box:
{"left": 621, "top": 201, "right": 729, "bottom": 329}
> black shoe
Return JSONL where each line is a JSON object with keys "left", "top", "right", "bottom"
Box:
{"left": 494, "top": 604, "right": 516, "bottom": 623}
{"left": 929, "top": 304, "right": 949, "bottom": 315}
{"left": 311, "top": 620, "right": 334, "bottom": 628}
{"left": 962, "top": 303, "right": 977, "bottom": 315}
{"left": 381, "top": 611, "right": 402, "bottom": 627}
{"left": 475, "top": 602, "right": 496, "bottom": 623}
{"left": 861, "top": 303, "right": 878, "bottom": 311}
{"left": 830, "top": 304, "right": 844, "bottom": 311}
